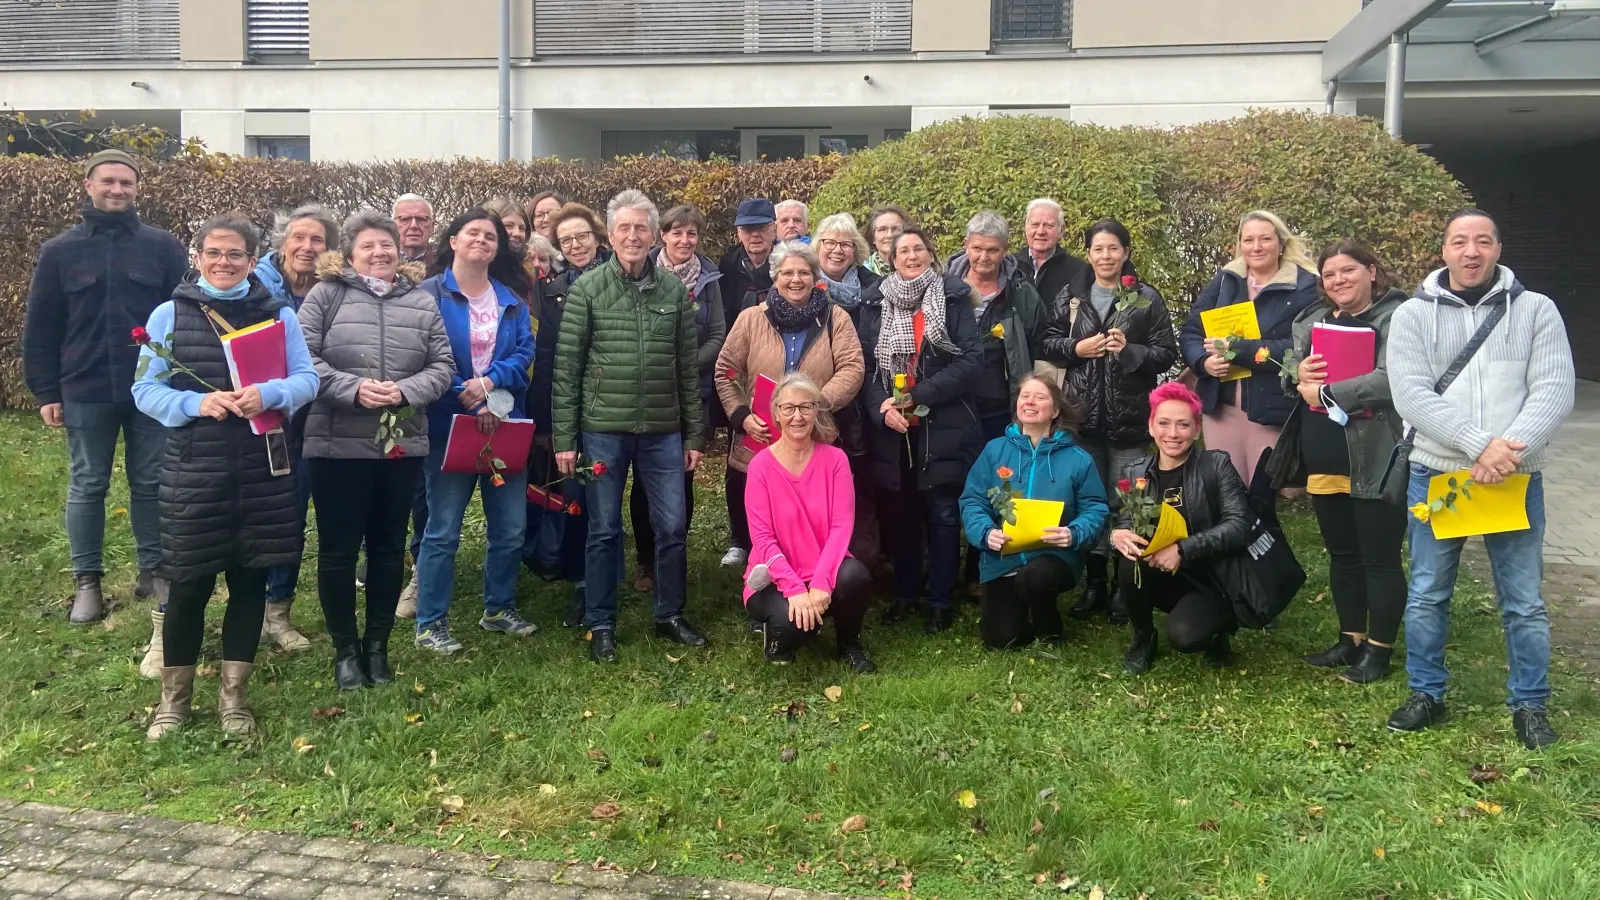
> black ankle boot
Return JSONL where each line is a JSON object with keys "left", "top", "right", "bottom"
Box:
{"left": 362, "top": 638, "right": 393, "bottom": 685}
{"left": 1204, "top": 633, "right": 1233, "bottom": 668}
{"left": 1305, "top": 633, "right": 1360, "bottom": 668}
{"left": 1106, "top": 585, "right": 1130, "bottom": 626}
{"left": 883, "top": 598, "right": 918, "bottom": 625}
{"left": 1123, "top": 630, "right": 1157, "bottom": 674}
{"left": 333, "top": 643, "right": 369, "bottom": 691}
{"left": 1068, "top": 554, "right": 1109, "bottom": 620}
{"left": 1338, "top": 643, "right": 1392, "bottom": 684}
{"left": 924, "top": 606, "right": 953, "bottom": 635}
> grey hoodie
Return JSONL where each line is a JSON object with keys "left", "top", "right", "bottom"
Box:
{"left": 1387, "top": 265, "right": 1574, "bottom": 474}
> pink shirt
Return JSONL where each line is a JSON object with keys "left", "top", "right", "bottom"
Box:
{"left": 742, "top": 442, "right": 855, "bottom": 603}
{"left": 465, "top": 284, "right": 500, "bottom": 377}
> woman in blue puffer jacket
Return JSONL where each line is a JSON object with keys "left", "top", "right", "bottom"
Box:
{"left": 960, "top": 374, "right": 1109, "bottom": 649}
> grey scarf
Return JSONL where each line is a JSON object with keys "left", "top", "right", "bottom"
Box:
{"left": 875, "top": 270, "right": 958, "bottom": 388}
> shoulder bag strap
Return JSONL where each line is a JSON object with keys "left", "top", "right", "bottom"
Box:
{"left": 1398, "top": 297, "right": 1509, "bottom": 447}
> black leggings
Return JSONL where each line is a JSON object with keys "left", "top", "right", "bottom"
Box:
{"left": 725, "top": 465, "right": 751, "bottom": 551}
{"left": 631, "top": 469, "right": 695, "bottom": 568}
{"left": 1311, "top": 493, "right": 1407, "bottom": 644}
{"left": 309, "top": 456, "right": 424, "bottom": 648}
{"left": 980, "top": 555, "right": 1076, "bottom": 649}
{"left": 163, "top": 567, "right": 267, "bottom": 667}
{"left": 1118, "top": 560, "right": 1234, "bottom": 652}
{"left": 747, "top": 557, "right": 873, "bottom": 648}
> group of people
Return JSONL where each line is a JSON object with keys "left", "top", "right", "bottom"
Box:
{"left": 21, "top": 148, "right": 1573, "bottom": 752}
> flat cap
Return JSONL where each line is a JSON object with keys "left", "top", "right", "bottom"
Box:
{"left": 84, "top": 148, "right": 141, "bottom": 178}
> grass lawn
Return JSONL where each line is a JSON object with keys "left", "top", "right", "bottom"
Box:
{"left": 0, "top": 410, "right": 1595, "bottom": 900}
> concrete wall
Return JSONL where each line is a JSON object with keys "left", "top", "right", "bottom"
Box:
{"left": 912, "top": 0, "right": 990, "bottom": 53}
{"left": 1073, "top": 0, "right": 1361, "bottom": 48}
{"left": 309, "top": 0, "right": 532, "bottom": 60}
{"left": 179, "top": 0, "right": 244, "bottom": 62}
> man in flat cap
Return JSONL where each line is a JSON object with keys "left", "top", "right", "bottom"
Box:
{"left": 23, "top": 149, "right": 189, "bottom": 622}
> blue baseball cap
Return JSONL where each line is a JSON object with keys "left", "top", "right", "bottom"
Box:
{"left": 735, "top": 198, "right": 776, "bottom": 227}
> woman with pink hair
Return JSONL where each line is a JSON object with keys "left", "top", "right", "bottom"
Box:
{"left": 1109, "top": 382, "right": 1255, "bottom": 673}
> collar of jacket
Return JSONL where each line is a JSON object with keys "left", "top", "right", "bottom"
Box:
{"left": 1300, "top": 286, "right": 1409, "bottom": 325}
{"left": 945, "top": 250, "right": 1021, "bottom": 286}
{"left": 1223, "top": 257, "right": 1309, "bottom": 289}
{"left": 1414, "top": 264, "right": 1520, "bottom": 308}
{"left": 1003, "top": 422, "right": 1075, "bottom": 453}
{"left": 82, "top": 203, "right": 140, "bottom": 234}
{"left": 442, "top": 268, "right": 520, "bottom": 308}
{"left": 314, "top": 250, "right": 425, "bottom": 295}
{"left": 1065, "top": 257, "right": 1141, "bottom": 300}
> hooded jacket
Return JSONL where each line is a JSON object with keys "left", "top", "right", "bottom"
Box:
{"left": 297, "top": 252, "right": 455, "bottom": 460}
{"left": 1179, "top": 259, "right": 1321, "bottom": 427}
{"left": 959, "top": 425, "right": 1110, "bottom": 583}
{"left": 945, "top": 252, "right": 1050, "bottom": 421}
{"left": 1387, "top": 265, "right": 1574, "bottom": 474}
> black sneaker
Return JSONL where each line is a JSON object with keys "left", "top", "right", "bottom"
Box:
{"left": 924, "top": 606, "right": 953, "bottom": 635}
{"left": 1513, "top": 708, "right": 1559, "bottom": 750}
{"left": 1123, "top": 630, "right": 1157, "bottom": 675}
{"left": 589, "top": 628, "right": 619, "bottom": 664}
{"left": 838, "top": 641, "right": 877, "bottom": 674}
{"left": 1305, "top": 633, "right": 1360, "bottom": 668}
{"left": 763, "top": 624, "right": 796, "bottom": 665}
{"left": 655, "top": 615, "right": 709, "bottom": 647}
{"left": 1387, "top": 691, "right": 1448, "bottom": 732}
{"left": 1204, "top": 634, "right": 1234, "bottom": 668}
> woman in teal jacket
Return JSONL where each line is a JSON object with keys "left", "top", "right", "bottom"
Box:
{"left": 960, "top": 374, "right": 1110, "bottom": 648}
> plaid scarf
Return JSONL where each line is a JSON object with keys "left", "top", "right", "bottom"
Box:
{"left": 874, "top": 270, "right": 958, "bottom": 388}
{"left": 657, "top": 250, "right": 702, "bottom": 295}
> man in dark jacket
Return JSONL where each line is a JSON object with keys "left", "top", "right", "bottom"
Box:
{"left": 22, "top": 149, "right": 188, "bottom": 623}
{"left": 1013, "top": 198, "right": 1091, "bottom": 319}
{"left": 718, "top": 198, "right": 777, "bottom": 335}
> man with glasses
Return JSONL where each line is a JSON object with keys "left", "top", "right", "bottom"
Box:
{"left": 392, "top": 193, "right": 437, "bottom": 266}
{"left": 23, "top": 149, "right": 188, "bottom": 622}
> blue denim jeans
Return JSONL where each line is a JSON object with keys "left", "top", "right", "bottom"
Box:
{"left": 63, "top": 400, "right": 166, "bottom": 574}
{"left": 414, "top": 441, "right": 529, "bottom": 630}
{"left": 582, "top": 431, "right": 686, "bottom": 631}
{"left": 1405, "top": 463, "right": 1550, "bottom": 710}
{"left": 264, "top": 451, "right": 313, "bottom": 603}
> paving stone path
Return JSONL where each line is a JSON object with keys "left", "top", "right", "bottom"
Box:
{"left": 0, "top": 800, "right": 848, "bottom": 900}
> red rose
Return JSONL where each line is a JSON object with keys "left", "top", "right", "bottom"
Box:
{"left": 566, "top": 501, "right": 583, "bottom": 516}
{"left": 1121, "top": 275, "right": 1137, "bottom": 289}
{"left": 725, "top": 368, "right": 739, "bottom": 381}
{"left": 1116, "top": 478, "right": 1132, "bottom": 493}
{"left": 131, "top": 326, "right": 151, "bottom": 345}
{"left": 591, "top": 461, "right": 608, "bottom": 476}
{"left": 386, "top": 446, "right": 405, "bottom": 460}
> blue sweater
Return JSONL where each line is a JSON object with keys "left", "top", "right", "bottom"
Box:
{"left": 418, "top": 270, "right": 536, "bottom": 439}
{"left": 959, "top": 425, "right": 1110, "bottom": 584}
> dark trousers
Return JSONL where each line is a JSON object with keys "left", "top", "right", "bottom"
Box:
{"left": 980, "top": 555, "right": 1076, "bottom": 649}
{"left": 725, "top": 465, "right": 751, "bottom": 551}
{"left": 264, "top": 457, "right": 313, "bottom": 603}
{"left": 632, "top": 469, "right": 695, "bottom": 569}
{"left": 408, "top": 477, "right": 428, "bottom": 564}
{"left": 747, "top": 557, "right": 873, "bottom": 648}
{"left": 880, "top": 470, "right": 962, "bottom": 610}
{"left": 1312, "top": 493, "right": 1407, "bottom": 644}
{"left": 1119, "top": 560, "right": 1234, "bottom": 652}
{"left": 309, "top": 456, "right": 424, "bottom": 648}
{"left": 164, "top": 566, "right": 268, "bottom": 667}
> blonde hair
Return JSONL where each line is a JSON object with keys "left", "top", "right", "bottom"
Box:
{"left": 1235, "top": 210, "right": 1316, "bottom": 273}
{"left": 771, "top": 372, "right": 839, "bottom": 445}
{"left": 813, "top": 212, "right": 870, "bottom": 266}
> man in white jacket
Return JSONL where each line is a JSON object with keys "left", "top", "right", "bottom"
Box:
{"left": 1385, "top": 209, "right": 1574, "bottom": 749}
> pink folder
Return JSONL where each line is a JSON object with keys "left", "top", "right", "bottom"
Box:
{"left": 741, "top": 374, "right": 780, "bottom": 454}
{"left": 1309, "top": 322, "right": 1377, "bottom": 416}
{"left": 441, "top": 414, "right": 535, "bottom": 476}
{"left": 219, "top": 319, "right": 287, "bottom": 436}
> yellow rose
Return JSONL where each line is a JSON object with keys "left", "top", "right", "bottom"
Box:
{"left": 893, "top": 373, "right": 907, "bottom": 390}
{"left": 990, "top": 323, "right": 1005, "bottom": 339}
{"left": 1408, "top": 502, "right": 1431, "bottom": 523}
{"left": 1254, "top": 346, "right": 1271, "bottom": 365}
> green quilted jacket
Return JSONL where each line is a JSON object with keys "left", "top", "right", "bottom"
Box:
{"left": 552, "top": 257, "right": 704, "bottom": 452}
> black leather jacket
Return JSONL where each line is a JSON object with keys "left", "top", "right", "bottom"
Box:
{"left": 1115, "top": 449, "right": 1253, "bottom": 565}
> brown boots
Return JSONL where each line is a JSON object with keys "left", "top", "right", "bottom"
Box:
{"left": 69, "top": 573, "right": 104, "bottom": 623}
{"left": 262, "top": 600, "right": 312, "bottom": 652}
{"left": 146, "top": 662, "right": 258, "bottom": 740}
{"left": 217, "top": 662, "right": 257, "bottom": 736}
{"left": 146, "top": 665, "right": 196, "bottom": 741}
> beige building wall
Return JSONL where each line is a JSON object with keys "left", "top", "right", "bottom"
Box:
{"left": 1073, "top": 0, "right": 1361, "bottom": 48}
{"left": 912, "top": 0, "right": 991, "bottom": 53}
{"left": 180, "top": 0, "right": 245, "bottom": 62}
{"left": 310, "top": 0, "right": 533, "bottom": 60}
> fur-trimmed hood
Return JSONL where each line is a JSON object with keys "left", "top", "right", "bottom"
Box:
{"left": 1222, "top": 257, "right": 1315, "bottom": 287}
{"left": 313, "top": 250, "right": 427, "bottom": 293}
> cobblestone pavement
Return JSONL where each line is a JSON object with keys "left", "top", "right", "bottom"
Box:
{"left": 0, "top": 801, "right": 849, "bottom": 900}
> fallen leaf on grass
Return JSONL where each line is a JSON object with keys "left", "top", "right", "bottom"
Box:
{"left": 1307, "top": 806, "right": 1325, "bottom": 817}
{"left": 1033, "top": 873, "right": 1048, "bottom": 885}
{"left": 1057, "top": 875, "right": 1081, "bottom": 890}
{"left": 824, "top": 685, "right": 843, "bottom": 703}
{"left": 839, "top": 815, "right": 867, "bottom": 833}
{"left": 857, "top": 723, "right": 871, "bottom": 732}
{"left": 1036, "top": 788, "right": 1056, "bottom": 802}
{"left": 779, "top": 747, "right": 798, "bottom": 763}
{"left": 1475, "top": 800, "right": 1503, "bottom": 816}
{"left": 312, "top": 706, "right": 344, "bottom": 720}
{"left": 291, "top": 736, "right": 314, "bottom": 754}
{"left": 1011, "top": 697, "right": 1024, "bottom": 714}
{"left": 804, "top": 812, "right": 823, "bottom": 822}
{"left": 439, "top": 795, "right": 464, "bottom": 815}
{"left": 956, "top": 790, "right": 977, "bottom": 809}
{"left": 322, "top": 761, "right": 335, "bottom": 777}
{"left": 897, "top": 871, "right": 914, "bottom": 892}
{"left": 404, "top": 712, "right": 424, "bottom": 726}
{"left": 1088, "top": 887, "right": 1105, "bottom": 900}
{"left": 666, "top": 653, "right": 682, "bottom": 663}
{"left": 1197, "top": 818, "right": 1218, "bottom": 831}
{"left": 591, "top": 802, "right": 621, "bottom": 820}
{"left": 412, "top": 679, "right": 426, "bottom": 693}
{"left": 538, "top": 784, "right": 557, "bottom": 795}
{"left": 1374, "top": 846, "right": 1386, "bottom": 859}
{"left": 1470, "top": 764, "right": 1504, "bottom": 784}
{"left": 1031, "top": 817, "right": 1044, "bottom": 834}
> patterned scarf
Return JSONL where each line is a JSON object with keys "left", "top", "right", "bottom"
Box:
{"left": 765, "top": 287, "right": 828, "bottom": 334}
{"left": 825, "top": 265, "right": 863, "bottom": 310}
{"left": 875, "top": 270, "right": 958, "bottom": 387}
{"left": 657, "top": 250, "right": 703, "bottom": 295}
{"left": 360, "top": 273, "right": 398, "bottom": 297}
{"left": 864, "top": 251, "right": 890, "bottom": 276}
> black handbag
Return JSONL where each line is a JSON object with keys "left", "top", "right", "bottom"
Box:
{"left": 1186, "top": 449, "right": 1307, "bottom": 629}
{"left": 1377, "top": 292, "right": 1514, "bottom": 507}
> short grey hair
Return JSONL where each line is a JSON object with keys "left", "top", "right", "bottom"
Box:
{"left": 193, "top": 212, "right": 262, "bottom": 254}
{"left": 524, "top": 232, "right": 557, "bottom": 268}
{"left": 772, "top": 371, "right": 839, "bottom": 444}
{"left": 1025, "top": 197, "right": 1064, "bottom": 228}
{"left": 964, "top": 210, "right": 1010, "bottom": 245}
{"left": 769, "top": 240, "right": 821, "bottom": 280}
{"left": 272, "top": 203, "right": 340, "bottom": 252}
{"left": 605, "top": 189, "right": 659, "bottom": 235}
{"left": 776, "top": 199, "right": 809, "bottom": 225}
{"left": 341, "top": 210, "right": 401, "bottom": 251}
{"left": 391, "top": 193, "right": 433, "bottom": 216}
{"left": 813, "top": 212, "right": 869, "bottom": 266}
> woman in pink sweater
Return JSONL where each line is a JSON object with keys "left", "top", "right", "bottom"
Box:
{"left": 743, "top": 373, "right": 876, "bottom": 672}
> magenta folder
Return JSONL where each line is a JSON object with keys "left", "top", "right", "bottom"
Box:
{"left": 220, "top": 319, "right": 287, "bottom": 436}
{"left": 441, "top": 414, "right": 535, "bottom": 476}
{"left": 741, "top": 373, "right": 780, "bottom": 454}
{"left": 1310, "top": 322, "right": 1377, "bottom": 416}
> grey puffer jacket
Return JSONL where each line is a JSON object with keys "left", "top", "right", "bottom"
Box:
{"left": 298, "top": 252, "right": 455, "bottom": 460}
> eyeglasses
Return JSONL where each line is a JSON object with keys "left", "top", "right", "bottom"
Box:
{"left": 817, "top": 239, "right": 851, "bottom": 253}
{"left": 201, "top": 249, "right": 251, "bottom": 263}
{"left": 396, "top": 215, "right": 433, "bottom": 227}
{"left": 557, "top": 231, "right": 596, "bottom": 249}
{"left": 777, "top": 402, "right": 817, "bottom": 418}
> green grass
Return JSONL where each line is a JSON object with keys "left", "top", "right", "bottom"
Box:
{"left": 0, "top": 410, "right": 1595, "bottom": 899}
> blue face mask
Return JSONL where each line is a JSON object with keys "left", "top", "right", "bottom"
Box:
{"left": 197, "top": 274, "right": 251, "bottom": 301}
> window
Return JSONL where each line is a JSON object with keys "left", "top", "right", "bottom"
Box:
{"left": 0, "top": 0, "right": 178, "bottom": 63}
{"left": 992, "top": 0, "right": 1071, "bottom": 44}
{"left": 756, "top": 135, "right": 806, "bottom": 162}
{"left": 247, "top": 0, "right": 310, "bottom": 61}
{"left": 601, "top": 130, "right": 740, "bottom": 161}
{"left": 819, "top": 135, "right": 870, "bottom": 156}
{"left": 533, "top": 0, "right": 912, "bottom": 56}
{"left": 251, "top": 136, "right": 310, "bottom": 161}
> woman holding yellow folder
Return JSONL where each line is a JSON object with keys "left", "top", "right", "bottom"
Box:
{"left": 959, "top": 375, "right": 1109, "bottom": 649}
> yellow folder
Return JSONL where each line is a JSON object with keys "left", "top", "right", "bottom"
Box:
{"left": 1141, "top": 503, "right": 1188, "bottom": 556}
{"left": 1426, "top": 471, "right": 1531, "bottom": 540}
{"left": 1199, "top": 303, "right": 1261, "bottom": 382}
{"left": 1001, "top": 498, "right": 1066, "bottom": 556}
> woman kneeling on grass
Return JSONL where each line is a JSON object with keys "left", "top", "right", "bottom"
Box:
{"left": 133, "top": 213, "right": 320, "bottom": 740}
{"left": 959, "top": 375, "right": 1109, "bottom": 649}
{"left": 743, "top": 373, "right": 877, "bottom": 672}
{"left": 1112, "top": 382, "right": 1254, "bottom": 674}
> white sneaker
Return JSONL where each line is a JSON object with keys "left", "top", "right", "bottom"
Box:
{"left": 720, "top": 547, "right": 747, "bottom": 568}
{"left": 396, "top": 572, "right": 419, "bottom": 620}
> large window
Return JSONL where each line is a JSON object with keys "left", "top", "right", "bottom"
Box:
{"left": 534, "top": 0, "right": 912, "bottom": 56}
{"left": 247, "top": 0, "right": 311, "bottom": 62}
{"left": 0, "top": 0, "right": 178, "bottom": 63}
{"left": 601, "top": 130, "right": 740, "bottom": 161}
{"left": 251, "top": 136, "right": 311, "bottom": 161}
{"left": 991, "top": 0, "right": 1071, "bottom": 45}
{"left": 755, "top": 135, "right": 806, "bottom": 162}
